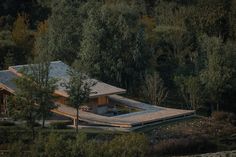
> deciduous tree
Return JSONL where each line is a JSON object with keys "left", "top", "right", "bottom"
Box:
{"left": 66, "top": 69, "right": 95, "bottom": 133}
{"left": 143, "top": 72, "right": 168, "bottom": 106}
{"left": 30, "top": 53, "right": 57, "bottom": 128}
{"left": 200, "top": 35, "right": 233, "bottom": 111}
{"left": 8, "top": 73, "right": 38, "bottom": 139}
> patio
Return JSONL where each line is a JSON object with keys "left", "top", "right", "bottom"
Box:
{"left": 52, "top": 95, "right": 195, "bottom": 129}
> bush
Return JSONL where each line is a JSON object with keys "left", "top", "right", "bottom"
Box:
{"left": 44, "top": 133, "right": 68, "bottom": 157}
{"left": 0, "top": 121, "right": 15, "bottom": 126}
{"left": 69, "top": 132, "right": 88, "bottom": 157}
{"left": 212, "top": 111, "right": 229, "bottom": 121}
{"left": 50, "top": 121, "right": 71, "bottom": 129}
{"left": 72, "top": 133, "right": 149, "bottom": 157}
{"left": 212, "top": 111, "right": 236, "bottom": 125}
{"left": 153, "top": 136, "right": 217, "bottom": 156}
{"left": 228, "top": 113, "right": 236, "bottom": 126}
{"left": 8, "top": 141, "right": 26, "bottom": 157}
{"left": 0, "top": 127, "right": 34, "bottom": 144}
{"left": 101, "top": 133, "right": 149, "bottom": 157}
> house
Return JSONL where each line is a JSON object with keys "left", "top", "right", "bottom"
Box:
{"left": 0, "top": 61, "right": 195, "bottom": 129}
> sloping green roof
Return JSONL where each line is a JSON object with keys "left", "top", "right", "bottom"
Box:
{"left": 2, "top": 61, "right": 126, "bottom": 97}
{"left": 0, "top": 70, "right": 18, "bottom": 91}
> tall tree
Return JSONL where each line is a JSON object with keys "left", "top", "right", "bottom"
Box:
{"left": 200, "top": 35, "right": 233, "bottom": 111}
{"left": 30, "top": 54, "right": 57, "bottom": 128}
{"left": 79, "top": 2, "right": 150, "bottom": 92}
{"left": 26, "top": 18, "right": 57, "bottom": 128}
{"left": 0, "top": 30, "right": 23, "bottom": 69}
{"left": 12, "top": 13, "right": 32, "bottom": 48}
{"left": 143, "top": 72, "right": 168, "bottom": 106}
{"left": 4, "top": 52, "right": 14, "bottom": 68}
{"left": 41, "top": 0, "right": 87, "bottom": 63}
{"left": 8, "top": 73, "right": 38, "bottom": 139}
{"left": 66, "top": 69, "right": 95, "bottom": 132}
{"left": 175, "top": 75, "right": 203, "bottom": 110}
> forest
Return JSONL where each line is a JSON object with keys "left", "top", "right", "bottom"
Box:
{"left": 0, "top": 0, "right": 236, "bottom": 156}
{"left": 1, "top": 0, "right": 235, "bottom": 114}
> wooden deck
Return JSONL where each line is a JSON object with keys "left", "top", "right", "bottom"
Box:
{"left": 52, "top": 95, "right": 195, "bottom": 128}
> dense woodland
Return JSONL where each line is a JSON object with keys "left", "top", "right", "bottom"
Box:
{"left": 0, "top": 0, "right": 236, "bottom": 114}
{"left": 0, "top": 0, "right": 236, "bottom": 156}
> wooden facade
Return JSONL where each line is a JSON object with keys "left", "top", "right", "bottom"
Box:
{"left": 0, "top": 89, "right": 10, "bottom": 116}
{"left": 0, "top": 85, "right": 110, "bottom": 117}
{"left": 97, "top": 96, "right": 109, "bottom": 105}
{"left": 54, "top": 94, "right": 110, "bottom": 110}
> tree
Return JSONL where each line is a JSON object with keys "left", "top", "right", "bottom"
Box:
{"left": 187, "top": 76, "right": 203, "bottom": 110}
{"left": 154, "top": 0, "right": 193, "bottom": 29}
{"left": 79, "top": 2, "right": 150, "bottom": 92}
{"left": 8, "top": 74, "right": 38, "bottom": 139}
{"left": 30, "top": 54, "right": 57, "bottom": 128}
{"left": 187, "top": 0, "right": 231, "bottom": 39}
{"left": 8, "top": 53, "right": 56, "bottom": 130}
{"left": 175, "top": 75, "right": 203, "bottom": 110}
{"left": 31, "top": 20, "right": 57, "bottom": 129}
{"left": 0, "top": 30, "right": 19, "bottom": 69}
{"left": 4, "top": 52, "right": 14, "bottom": 68}
{"left": 200, "top": 35, "right": 233, "bottom": 111}
{"left": 66, "top": 69, "right": 95, "bottom": 133}
{"left": 33, "top": 20, "right": 49, "bottom": 57}
{"left": 41, "top": 0, "right": 87, "bottom": 63}
{"left": 12, "top": 13, "right": 33, "bottom": 49}
{"left": 143, "top": 72, "right": 168, "bottom": 106}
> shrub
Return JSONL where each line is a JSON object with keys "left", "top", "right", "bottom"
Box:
{"left": 8, "top": 141, "right": 26, "bottom": 157}
{"left": 212, "top": 111, "right": 229, "bottom": 121}
{"left": 212, "top": 111, "right": 236, "bottom": 125}
{"left": 71, "top": 133, "right": 149, "bottom": 157}
{"left": 153, "top": 136, "right": 217, "bottom": 156}
{"left": 69, "top": 132, "right": 88, "bottom": 157}
{"left": 228, "top": 113, "right": 236, "bottom": 126}
{"left": 49, "top": 121, "right": 71, "bottom": 129}
{"left": 0, "top": 121, "right": 15, "bottom": 126}
{"left": 102, "top": 133, "right": 149, "bottom": 157}
{"left": 44, "top": 133, "right": 69, "bottom": 157}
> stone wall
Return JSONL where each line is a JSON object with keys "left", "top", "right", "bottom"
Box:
{"left": 175, "top": 150, "right": 236, "bottom": 157}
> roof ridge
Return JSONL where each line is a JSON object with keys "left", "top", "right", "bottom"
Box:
{"left": 50, "top": 60, "right": 62, "bottom": 63}
{"left": 0, "top": 70, "right": 11, "bottom": 72}
{"left": 9, "top": 60, "right": 63, "bottom": 68}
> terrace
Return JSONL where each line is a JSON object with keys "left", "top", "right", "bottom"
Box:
{"left": 52, "top": 95, "right": 195, "bottom": 130}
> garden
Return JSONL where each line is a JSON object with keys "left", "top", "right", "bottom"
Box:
{"left": 0, "top": 112, "right": 235, "bottom": 157}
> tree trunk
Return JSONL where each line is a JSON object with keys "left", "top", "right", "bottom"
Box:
{"left": 216, "top": 103, "right": 219, "bottom": 111}
{"left": 32, "top": 125, "right": 35, "bottom": 140}
{"left": 76, "top": 106, "right": 79, "bottom": 133}
{"left": 42, "top": 113, "right": 45, "bottom": 128}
